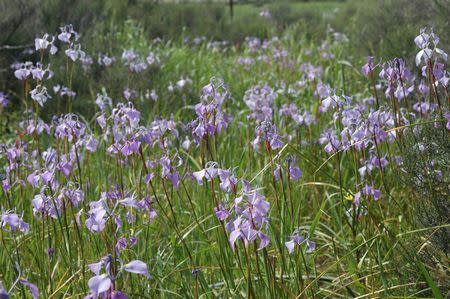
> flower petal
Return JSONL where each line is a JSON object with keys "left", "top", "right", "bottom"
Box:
{"left": 88, "top": 274, "right": 111, "bottom": 294}
{"left": 124, "top": 260, "right": 151, "bottom": 279}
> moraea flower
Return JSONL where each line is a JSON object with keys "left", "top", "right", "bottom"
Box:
{"left": 19, "top": 279, "right": 39, "bottom": 299}
{"left": 0, "top": 281, "right": 8, "bottom": 299}
{"left": 30, "top": 85, "right": 51, "bottom": 107}
{"left": 0, "top": 92, "right": 8, "bottom": 108}
{"left": 112, "top": 291, "right": 128, "bottom": 299}
{"left": 0, "top": 208, "right": 29, "bottom": 234}
{"left": 88, "top": 274, "right": 111, "bottom": 296}
{"left": 285, "top": 231, "right": 316, "bottom": 254}
{"left": 123, "top": 260, "right": 152, "bottom": 279}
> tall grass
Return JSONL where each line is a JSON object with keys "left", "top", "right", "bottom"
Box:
{"left": 0, "top": 14, "right": 449, "bottom": 299}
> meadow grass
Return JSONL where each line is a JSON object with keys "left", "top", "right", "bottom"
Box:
{"left": 0, "top": 18, "right": 448, "bottom": 299}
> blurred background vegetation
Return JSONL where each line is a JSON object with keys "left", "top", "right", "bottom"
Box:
{"left": 0, "top": 0, "right": 449, "bottom": 103}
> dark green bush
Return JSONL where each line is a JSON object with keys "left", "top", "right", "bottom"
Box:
{"left": 403, "top": 120, "right": 450, "bottom": 255}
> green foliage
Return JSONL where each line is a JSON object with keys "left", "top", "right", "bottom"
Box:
{"left": 0, "top": 1, "right": 449, "bottom": 298}
{"left": 333, "top": 0, "right": 450, "bottom": 59}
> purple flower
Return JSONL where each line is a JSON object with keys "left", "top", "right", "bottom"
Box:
{"left": 361, "top": 56, "right": 375, "bottom": 78}
{"left": 88, "top": 261, "right": 103, "bottom": 276}
{"left": 123, "top": 260, "right": 151, "bottom": 279}
{"left": 289, "top": 165, "right": 302, "bottom": 180}
{"left": 192, "top": 162, "right": 219, "bottom": 185}
{"left": 1, "top": 208, "right": 29, "bottom": 234}
{"left": 30, "top": 85, "right": 51, "bottom": 107}
{"left": 13, "top": 62, "right": 33, "bottom": 80}
{"left": 319, "top": 129, "right": 342, "bottom": 154}
{"left": 252, "top": 121, "right": 284, "bottom": 152}
{"left": 244, "top": 83, "right": 277, "bottom": 122}
{"left": 414, "top": 28, "right": 447, "bottom": 66}
{"left": 112, "top": 291, "right": 128, "bottom": 299}
{"left": 85, "top": 135, "right": 99, "bottom": 152}
{"left": 0, "top": 92, "right": 9, "bottom": 108}
{"left": 191, "top": 268, "right": 203, "bottom": 276}
{"left": 0, "top": 281, "right": 8, "bottom": 299}
{"left": 145, "top": 89, "right": 158, "bottom": 102}
{"left": 85, "top": 198, "right": 108, "bottom": 233}
{"left": 285, "top": 231, "right": 315, "bottom": 254}
{"left": 58, "top": 24, "right": 79, "bottom": 43}
{"left": 259, "top": 9, "right": 271, "bottom": 18}
{"left": 226, "top": 186, "right": 271, "bottom": 251}
{"left": 98, "top": 54, "right": 115, "bottom": 66}
{"left": 35, "top": 33, "right": 57, "bottom": 54}
{"left": 286, "top": 156, "right": 302, "bottom": 181}
{"left": 359, "top": 184, "right": 382, "bottom": 201}
{"left": 115, "top": 237, "right": 128, "bottom": 255}
{"left": 218, "top": 169, "right": 237, "bottom": 193}
{"left": 214, "top": 203, "right": 231, "bottom": 221}
{"left": 31, "top": 63, "right": 53, "bottom": 80}
{"left": 88, "top": 274, "right": 111, "bottom": 296}
{"left": 146, "top": 52, "right": 160, "bottom": 66}
{"left": 122, "top": 49, "right": 138, "bottom": 65}
{"left": 445, "top": 112, "right": 450, "bottom": 130}
{"left": 65, "top": 44, "right": 85, "bottom": 62}
{"left": 19, "top": 279, "right": 39, "bottom": 299}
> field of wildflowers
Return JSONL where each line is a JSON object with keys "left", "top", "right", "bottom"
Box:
{"left": 0, "top": 7, "right": 449, "bottom": 299}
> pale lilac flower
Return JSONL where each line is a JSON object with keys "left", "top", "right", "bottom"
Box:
{"left": 58, "top": 24, "right": 79, "bottom": 43}
{"left": 218, "top": 169, "right": 237, "bottom": 193}
{"left": 445, "top": 112, "right": 450, "bottom": 130}
{"left": 414, "top": 27, "right": 447, "bottom": 66}
{"left": 14, "top": 62, "right": 33, "bottom": 80}
{"left": 187, "top": 83, "right": 230, "bottom": 144}
{"left": 123, "top": 260, "right": 151, "bottom": 279}
{"left": 287, "top": 156, "right": 302, "bottom": 181}
{"left": 65, "top": 44, "right": 85, "bottom": 62}
{"left": 62, "top": 185, "right": 85, "bottom": 208}
{"left": 244, "top": 83, "right": 277, "bottom": 122}
{"left": 167, "top": 82, "right": 174, "bottom": 92}
{"left": 359, "top": 184, "right": 382, "bottom": 201}
{"left": 54, "top": 85, "right": 76, "bottom": 98}
{"left": 88, "top": 274, "right": 111, "bottom": 296}
{"left": 123, "top": 88, "right": 137, "bottom": 101}
{"left": 146, "top": 53, "right": 160, "bottom": 66}
{"left": 86, "top": 197, "right": 108, "bottom": 233}
{"left": 214, "top": 203, "right": 231, "bottom": 221}
{"left": 319, "top": 94, "right": 340, "bottom": 113}
{"left": 192, "top": 162, "right": 219, "bottom": 185}
{"left": 237, "top": 56, "right": 254, "bottom": 66}
{"left": 112, "top": 291, "right": 128, "bottom": 299}
{"left": 98, "top": 54, "right": 115, "bottom": 66}
{"left": 115, "top": 237, "right": 128, "bottom": 254}
{"left": 1, "top": 208, "right": 29, "bottom": 234}
{"left": 226, "top": 187, "right": 270, "bottom": 251}
{"left": 176, "top": 77, "right": 192, "bottom": 90}
{"left": 0, "top": 92, "right": 9, "bottom": 108}
{"left": 35, "top": 33, "right": 57, "bottom": 54}
{"left": 31, "top": 63, "right": 53, "bottom": 80}
{"left": 129, "top": 61, "right": 148, "bottom": 73}
{"left": 0, "top": 281, "right": 7, "bottom": 299}
{"left": 30, "top": 85, "right": 51, "bottom": 107}
{"left": 252, "top": 121, "right": 284, "bottom": 151}
{"left": 145, "top": 89, "right": 158, "bottom": 101}
{"left": 19, "top": 279, "right": 39, "bottom": 299}
{"left": 361, "top": 56, "right": 375, "bottom": 78}
{"left": 85, "top": 135, "right": 99, "bottom": 152}
{"left": 122, "top": 49, "right": 138, "bottom": 65}
{"left": 80, "top": 55, "right": 93, "bottom": 70}
{"left": 259, "top": 9, "right": 271, "bottom": 18}
{"left": 285, "top": 231, "right": 315, "bottom": 254}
